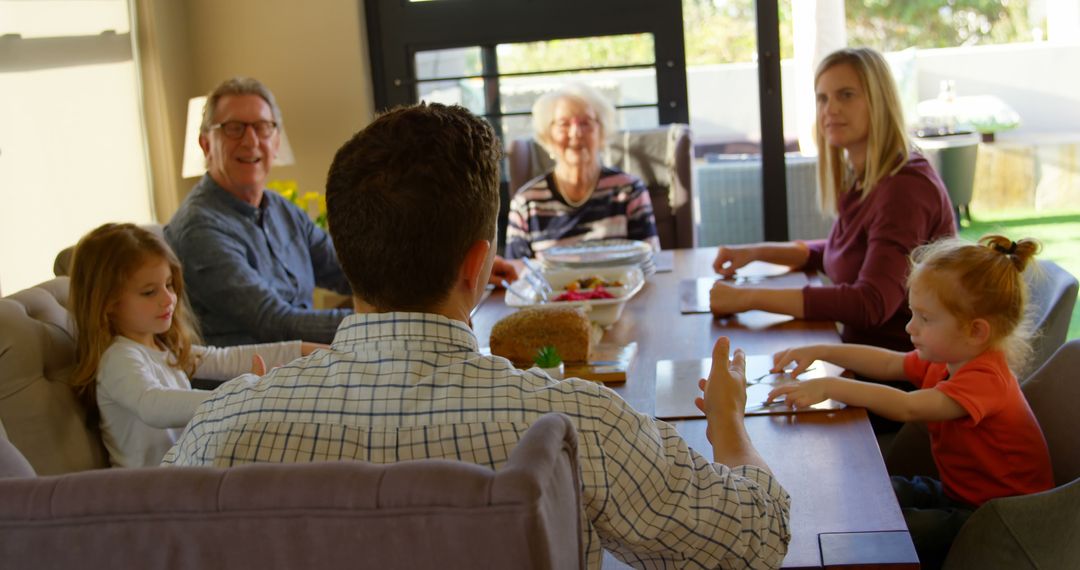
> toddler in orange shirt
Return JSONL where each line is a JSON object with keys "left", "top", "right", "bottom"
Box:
{"left": 766, "top": 235, "right": 1054, "bottom": 569}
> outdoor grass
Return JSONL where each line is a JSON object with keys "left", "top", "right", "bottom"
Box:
{"left": 958, "top": 209, "right": 1080, "bottom": 340}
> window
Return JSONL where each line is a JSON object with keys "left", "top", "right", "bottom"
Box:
{"left": 414, "top": 33, "right": 660, "bottom": 144}
{"left": 0, "top": 0, "right": 153, "bottom": 294}
{"left": 364, "top": 0, "right": 795, "bottom": 241}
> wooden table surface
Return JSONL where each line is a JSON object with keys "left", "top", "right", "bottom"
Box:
{"left": 472, "top": 248, "right": 918, "bottom": 569}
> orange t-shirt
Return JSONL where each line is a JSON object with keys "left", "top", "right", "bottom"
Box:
{"left": 904, "top": 350, "right": 1054, "bottom": 506}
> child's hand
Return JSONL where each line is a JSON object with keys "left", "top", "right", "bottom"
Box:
{"left": 766, "top": 378, "right": 828, "bottom": 409}
{"left": 771, "top": 345, "right": 821, "bottom": 376}
{"left": 251, "top": 354, "right": 267, "bottom": 376}
{"left": 301, "top": 342, "right": 328, "bottom": 356}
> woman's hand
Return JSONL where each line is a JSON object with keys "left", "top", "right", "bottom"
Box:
{"left": 709, "top": 280, "right": 751, "bottom": 316}
{"left": 712, "top": 245, "right": 757, "bottom": 277}
{"left": 770, "top": 345, "right": 824, "bottom": 376}
{"left": 766, "top": 378, "right": 830, "bottom": 409}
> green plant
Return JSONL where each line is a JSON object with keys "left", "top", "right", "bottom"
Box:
{"left": 534, "top": 345, "right": 563, "bottom": 368}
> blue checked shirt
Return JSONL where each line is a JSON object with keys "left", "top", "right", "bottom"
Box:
{"left": 163, "top": 312, "right": 791, "bottom": 568}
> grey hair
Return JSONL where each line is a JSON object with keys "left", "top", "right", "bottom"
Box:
{"left": 200, "top": 77, "right": 283, "bottom": 133}
{"left": 531, "top": 83, "right": 617, "bottom": 154}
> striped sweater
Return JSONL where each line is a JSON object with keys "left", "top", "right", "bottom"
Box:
{"left": 505, "top": 167, "right": 660, "bottom": 259}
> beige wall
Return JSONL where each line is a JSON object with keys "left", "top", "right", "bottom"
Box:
{"left": 137, "top": 0, "right": 194, "bottom": 221}
{"left": 146, "top": 0, "right": 375, "bottom": 220}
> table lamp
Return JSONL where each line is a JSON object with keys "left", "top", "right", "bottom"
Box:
{"left": 180, "top": 95, "right": 295, "bottom": 178}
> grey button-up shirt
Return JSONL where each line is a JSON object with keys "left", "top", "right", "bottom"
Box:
{"left": 165, "top": 175, "right": 351, "bottom": 345}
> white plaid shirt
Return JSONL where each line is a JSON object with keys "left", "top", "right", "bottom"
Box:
{"left": 164, "top": 312, "right": 790, "bottom": 569}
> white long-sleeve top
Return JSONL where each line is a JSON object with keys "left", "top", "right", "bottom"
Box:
{"left": 97, "top": 336, "right": 302, "bottom": 468}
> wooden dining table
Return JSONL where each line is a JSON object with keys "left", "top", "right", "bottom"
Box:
{"left": 472, "top": 247, "right": 919, "bottom": 569}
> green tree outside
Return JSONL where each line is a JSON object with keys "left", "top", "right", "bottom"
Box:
{"left": 495, "top": 0, "right": 1038, "bottom": 71}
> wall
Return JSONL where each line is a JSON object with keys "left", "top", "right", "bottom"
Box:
{"left": 157, "top": 0, "right": 375, "bottom": 216}
{"left": 137, "top": 0, "right": 194, "bottom": 220}
{"left": 914, "top": 42, "right": 1080, "bottom": 140}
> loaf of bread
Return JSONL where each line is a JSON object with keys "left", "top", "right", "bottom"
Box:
{"left": 490, "top": 306, "right": 599, "bottom": 365}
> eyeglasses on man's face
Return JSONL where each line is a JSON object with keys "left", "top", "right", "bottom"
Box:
{"left": 551, "top": 117, "right": 598, "bottom": 135}
{"left": 210, "top": 120, "right": 279, "bottom": 140}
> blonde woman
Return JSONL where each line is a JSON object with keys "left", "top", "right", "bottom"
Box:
{"left": 505, "top": 83, "right": 660, "bottom": 259}
{"left": 710, "top": 47, "right": 955, "bottom": 351}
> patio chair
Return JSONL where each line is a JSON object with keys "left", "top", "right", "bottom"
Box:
{"left": 507, "top": 124, "right": 695, "bottom": 250}
{"left": 943, "top": 339, "right": 1080, "bottom": 569}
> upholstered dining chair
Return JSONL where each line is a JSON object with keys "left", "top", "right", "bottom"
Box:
{"left": 943, "top": 340, "right": 1080, "bottom": 569}
{"left": 507, "top": 124, "right": 695, "bottom": 250}
{"left": 885, "top": 258, "right": 1079, "bottom": 479}
{"left": 0, "top": 413, "right": 585, "bottom": 570}
{"left": 1019, "top": 259, "right": 1078, "bottom": 381}
{"left": 0, "top": 277, "right": 109, "bottom": 475}
{"left": 52, "top": 223, "right": 165, "bottom": 278}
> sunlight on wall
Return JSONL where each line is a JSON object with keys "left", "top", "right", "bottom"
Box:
{"left": 0, "top": 1, "right": 153, "bottom": 295}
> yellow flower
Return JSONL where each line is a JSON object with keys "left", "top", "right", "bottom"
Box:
{"left": 268, "top": 179, "right": 327, "bottom": 230}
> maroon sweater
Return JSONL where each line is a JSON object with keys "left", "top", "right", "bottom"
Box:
{"left": 802, "top": 154, "right": 955, "bottom": 351}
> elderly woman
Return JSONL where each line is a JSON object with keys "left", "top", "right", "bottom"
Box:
{"left": 709, "top": 48, "right": 955, "bottom": 352}
{"left": 505, "top": 84, "right": 661, "bottom": 259}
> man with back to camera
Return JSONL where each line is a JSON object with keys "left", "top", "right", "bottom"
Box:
{"left": 164, "top": 102, "right": 790, "bottom": 568}
{"left": 166, "top": 77, "right": 518, "bottom": 345}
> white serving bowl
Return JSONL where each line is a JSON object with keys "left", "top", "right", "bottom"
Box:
{"left": 504, "top": 265, "right": 645, "bottom": 327}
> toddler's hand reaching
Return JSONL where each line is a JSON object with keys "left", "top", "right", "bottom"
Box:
{"left": 771, "top": 345, "right": 821, "bottom": 376}
{"left": 766, "top": 378, "right": 828, "bottom": 409}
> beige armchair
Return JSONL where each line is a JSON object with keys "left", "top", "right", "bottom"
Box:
{"left": 0, "top": 277, "right": 108, "bottom": 475}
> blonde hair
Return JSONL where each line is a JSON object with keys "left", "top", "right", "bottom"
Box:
{"left": 531, "top": 83, "right": 617, "bottom": 156}
{"left": 814, "top": 47, "right": 911, "bottom": 217}
{"left": 908, "top": 234, "right": 1041, "bottom": 372}
{"left": 69, "top": 224, "right": 201, "bottom": 410}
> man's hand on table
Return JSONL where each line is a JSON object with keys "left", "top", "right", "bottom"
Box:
{"left": 696, "top": 336, "right": 772, "bottom": 473}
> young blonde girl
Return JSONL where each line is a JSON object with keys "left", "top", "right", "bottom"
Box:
{"left": 766, "top": 234, "right": 1054, "bottom": 568}
{"left": 70, "top": 223, "right": 323, "bottom": 468}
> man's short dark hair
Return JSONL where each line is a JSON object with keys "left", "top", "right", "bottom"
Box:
{"left": 326, "top": 103, "right": 501, "bottom": 311}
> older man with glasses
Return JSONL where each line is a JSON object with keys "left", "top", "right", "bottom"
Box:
{"left": 167, "top": 78, "right": 517, "bottom": 346}
{"left": 164, "top": 77, "right": 353, "bottom": 346}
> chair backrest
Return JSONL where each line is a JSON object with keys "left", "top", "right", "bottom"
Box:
{"left": 1018, "top": 339, "right": 1080, "bottom": 486}
{"left": 53, "top": 223, "right": 165, "bottom": 277}
{"left": 0, "top": 278, "right": 108, "bottom": 475}
{"left": 1020, "top": 259, "right": 1079, "bottom": 381}
{"left": 0, "top": 413, "right": 585, "bottom": 570}
{"left": 943, "top": 340, "right": 1080, "bottom": 569}
{"left": 508, "top": 124, "right": 695, "bottom": 250}
{"left": 944, "top": 475, "right": 1080, "bottom": 569}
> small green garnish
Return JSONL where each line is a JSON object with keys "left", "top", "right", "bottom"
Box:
{"left": 534, "top": 345, "right": 563, "bottom": 368}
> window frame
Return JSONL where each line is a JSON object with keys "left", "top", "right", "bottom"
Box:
{"left": 362, "top": 0, "right": 790, "bottom": 241}
{"left": 363, "top": 0, "right": 689, "bottom": 126}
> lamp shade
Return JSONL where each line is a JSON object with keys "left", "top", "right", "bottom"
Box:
{"left": 180, "top": 95, "right": 295, "bottom": 179}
